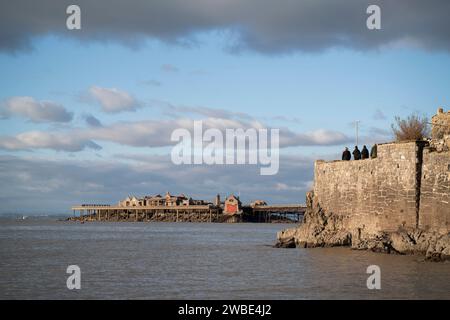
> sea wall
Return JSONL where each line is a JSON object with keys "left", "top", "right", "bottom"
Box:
{"left": 277, "top": 139, "right": 450, "bottom": 260}
{"left": 313, "top": 141, "right": 422, "bottom": 235}
{"left": 419, "top": 146, "right": 450, "bottom": 233}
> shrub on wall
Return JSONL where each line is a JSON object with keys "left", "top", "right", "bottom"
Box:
{"left": 391, "top": 114, "right": 430, "bottom": 141}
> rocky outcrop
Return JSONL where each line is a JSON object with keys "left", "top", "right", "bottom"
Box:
{"left": 388, "top": 230, "right": 450, "bottom": 261}
{"left": 276, "top": 191, "right": 450, "bottom": 261}
{"left": 275, "top": 227, "right": 297, "bottom": 248}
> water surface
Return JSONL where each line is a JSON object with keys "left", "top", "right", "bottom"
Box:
{"left": 0, "top": 219, "right": 449, "bottom": 299}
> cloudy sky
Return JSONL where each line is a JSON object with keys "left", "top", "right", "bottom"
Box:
{"left": 1, "top": 0, "right": 449, "bottom": 214}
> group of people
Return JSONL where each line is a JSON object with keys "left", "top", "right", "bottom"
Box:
{"left": 342, "top": 144, "right": 377, "bottom": 161}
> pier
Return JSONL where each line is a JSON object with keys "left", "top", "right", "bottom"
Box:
{"left": 244, "top": 204, "right": 306, "bottom": 222}
{"left": 71, "top": 204, "right": 222, "bottom": 223}
{"left": 71, "top": 192, "right": 306, "bottom": 223}
{"left": 71, "top": 203, "right": 306, "bottom": 223}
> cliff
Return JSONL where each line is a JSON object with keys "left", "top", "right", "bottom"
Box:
{"left": 277, "top": 134, "right": 450, "bottom": 261}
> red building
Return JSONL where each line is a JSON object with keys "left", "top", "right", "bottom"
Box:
{"left": 224, "top": 195, "right": 242, "bottom": 214}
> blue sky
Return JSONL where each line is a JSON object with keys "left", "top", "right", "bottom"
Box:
{"left": 0, "top": 1, "right": 449, "bottom": 213}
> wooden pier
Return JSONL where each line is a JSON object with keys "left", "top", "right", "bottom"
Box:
{"left": 71, "top": 203, "right": 306, "bottom": 223}
{"left": 71, "top": 204, "right": 222, "bottom": 222}
{"left": 244, "top": 204, "right": 306, "bottom": 223}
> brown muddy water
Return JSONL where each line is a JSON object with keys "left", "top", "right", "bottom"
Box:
{"left": 0, "top": 219, "right": 449, "bottom": 299}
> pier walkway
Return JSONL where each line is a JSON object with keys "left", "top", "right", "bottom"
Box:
{"left": 71, "top": 203, "right": 307, "bottom": 223}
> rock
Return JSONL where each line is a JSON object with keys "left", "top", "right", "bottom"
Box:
{"left": 275, "top": 237, "right": 296, "bottom": 248}
{"left": 425, "top": 233, "right": 450, "bottom": 261}
{"left": 276, "top": 191, "right": 450, "bottom": 261}
{"left": 276, "top": 227, "right": 298, "bottom": 248}
{"left": 390, "top": 231, "right": 419, "bottom": 254}
{"left": 276, "top": 191, "right": 351, "bottom": 248}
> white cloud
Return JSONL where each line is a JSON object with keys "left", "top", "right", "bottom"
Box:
{"left": 84, "top": 118, "right": 344, "bottom": 148}
{"left": 274, "top": 181, "right": 311, "bottom": 191}
{"left": 0, "top": 117, "right": 351, "bottom": 152}
{"left": 88, "top": 86, "right": 140, "bottom": 113}
{"left": 0, "top": 131, "right": 101, "bottom": 152}
{"left": 1, "top": 96, "right": 73, "bottom": 123}
{"left": 153, "top": 100, "right": 254, "bottom": 121}
{"left": 275, "top": 182, "right": 299, "bottom": 191}
{"left": 83, "top": 117, "right": 261, "bottom": 148}
{"left": 281, "top": 128, "right": 351, "bottom": 147}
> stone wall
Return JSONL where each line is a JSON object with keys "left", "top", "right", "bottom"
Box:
{"left": 419, "top": 145, "right": 450, "bottom": 234}
{"left": 431, "top": 107, "right": 450, "bottom": 140}
{"left": 277, "top": 109, "right": 450, "bottom": 259}
{"left": 313, "top": 141, "right": 424, "bottom": 235}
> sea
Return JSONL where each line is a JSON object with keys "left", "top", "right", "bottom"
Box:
{"left": 0, "top": 218, "right": 449, "bottom": 299}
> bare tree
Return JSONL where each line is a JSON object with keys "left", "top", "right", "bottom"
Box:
{"left": 391, "top": 114, "right": 430, "bottom": 141}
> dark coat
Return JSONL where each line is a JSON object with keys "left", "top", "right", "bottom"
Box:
{"left": 342, "top": 150, "right": 351, "bottom": 161}
{"left": 370, "top": 144, "right": 377, "bottom": 158}
{"left": 353, "top": 148, "right": 361, "bottom": 160}
{"left": 361, "top": 146, "right": 369, "bottom": 159}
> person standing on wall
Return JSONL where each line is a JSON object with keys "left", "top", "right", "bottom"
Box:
{"left": 370, "top": 144, "right": 377, "bottom": 159}
{"left": 361, "top": 145, "right": 369, "bottom": 159}
{"left": 342, "top": 147, "right": 351, "bottom": 161}
{"left": 353, "top": 146, "right": 361, "bottom": 160}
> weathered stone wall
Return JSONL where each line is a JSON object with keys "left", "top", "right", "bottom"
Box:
{"left": 419, "top": 146, "right": 450, "bottom": 234}
{"left": 432, "top": 107, "right": 450, "bottom": 140}
{"left": 277, "top": 109, "right": 450, "bottom": 259}
{"left": 277, "top": 110, "right": 450, "bottom": 261}
{"left": 314, "top": 141, "right": 423, "bottom": 235}
{"left": 313, "top": 139, "right": 449, "bottom": 236}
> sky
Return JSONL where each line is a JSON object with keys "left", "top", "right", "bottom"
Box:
{"left": 1, "top": 0, "right": 449, "bottom": 214}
